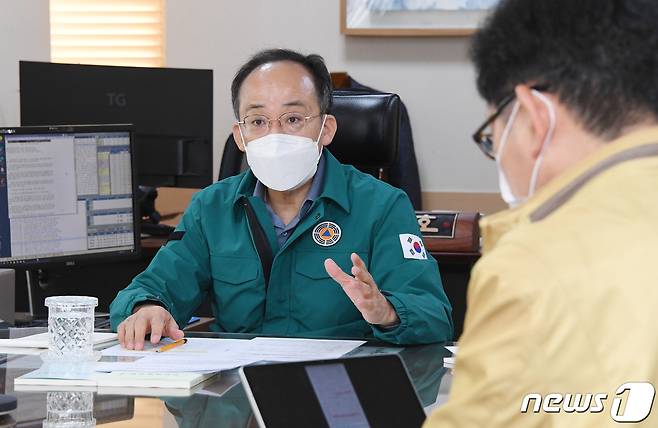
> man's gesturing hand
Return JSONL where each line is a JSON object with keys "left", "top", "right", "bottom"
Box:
{"left": 324, "top": 253, "right": 399, "bottom": 327}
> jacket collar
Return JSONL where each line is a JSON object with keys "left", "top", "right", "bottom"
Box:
{"left": 316, "top": 150, "right": 351, "bottom": 213}
{"left": 480, "top": 126, "right": 658, "bottom": 253}
{"left": 232, "top": 149, "right": 351, "bottom": 213}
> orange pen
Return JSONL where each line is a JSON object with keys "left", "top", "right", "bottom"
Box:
{"left": 155, "top": 338, "right": 187, "bottom": 353}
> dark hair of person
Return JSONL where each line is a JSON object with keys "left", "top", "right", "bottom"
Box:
{"left": 231, "top": 48, "right": 332, "bottom": 118}
{"left": 471, "top": 0, "right": 658, "bottom": 139}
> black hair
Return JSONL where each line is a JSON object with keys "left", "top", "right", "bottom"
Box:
{"left": 471, "top": 0, "right": 658, "bottom": 139}
{"left": 231, "top": 48, "right": 332, "bottom": 118}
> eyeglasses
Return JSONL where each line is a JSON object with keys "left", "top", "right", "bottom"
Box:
{"left": 238, "top": 112, "right": 323, "bottom": 138}
{"left": 472, "top": 85, "right": 548, "bottom": 160}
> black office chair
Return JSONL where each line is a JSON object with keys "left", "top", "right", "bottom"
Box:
{"left": 217, "top": 133, "right": 246, "bottom": 181}
{"left": 217, "top": 91, "right": 401, "bottom": 182}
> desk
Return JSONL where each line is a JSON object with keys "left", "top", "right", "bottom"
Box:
{"left": 0, "top": 331, "right": 453, "bottom": 427}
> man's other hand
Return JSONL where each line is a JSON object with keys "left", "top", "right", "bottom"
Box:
{"left": 117, "top": 304, "right": 184, "bottom": 350}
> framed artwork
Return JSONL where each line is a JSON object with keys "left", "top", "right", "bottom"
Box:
{"left": 340, "top": 0, "right": 500, "bottom": 37}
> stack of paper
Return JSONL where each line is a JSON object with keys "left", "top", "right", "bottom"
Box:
{"left": 95, "top": 337, "right": 365, "bottom": 373}
{"left": 239, "top": 337, "right": 367, "bottom": 363}
{"left": 14, "top": 335, "right": 366, "bottom": 391}
{"left": 95, "top": 337, "right": 255, "bottom": 373}
{"left": 444, "top": 345, "right": 458, "bottom": 368}
{"left": 0, "top": 332, "right": 118, "bottom": 355}
{"left": 0, "top": 332, "right": 117, "bottom": 348}
{"left": 15, "top": 369, "right": 217, "bottom": 397}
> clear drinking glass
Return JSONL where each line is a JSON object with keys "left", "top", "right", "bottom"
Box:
{"left": 42, "top": 391, "right": 96, "bottom": 428}
{"left": 44, "top": 296, "right": 98, "bottom": 360}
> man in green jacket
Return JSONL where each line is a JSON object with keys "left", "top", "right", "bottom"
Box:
{"left": 110, "top": 49, "right": 453, "bottom": 349}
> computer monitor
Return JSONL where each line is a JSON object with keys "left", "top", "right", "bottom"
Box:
{"left": 0, "top": 124, "right": 140, "bottom": 317}
{"left": 0, "top": 124, "right": 139, "bottom": 269}
{"left": 18, "top": 61, "right": 214, "bottom": 189}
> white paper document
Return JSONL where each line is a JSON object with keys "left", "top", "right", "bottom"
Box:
{"left": 95, "top": 358, "right": 252, "bottom": 374}
{"left": 100, "top": 337, "right": 246, "bottom": 357}
{"left": 0, "top": 347, "right": 44, "bottom": 356}
{"left": 444, "top": 345, "right": 458, "bottom": 368}
{"left": 0, "top": 332, "right": 117, "bottom": 349}
{"left": 96, "top": 338, "right": 253, "bottom": 373}
{"left": 240, "top": 337, "right": 366, "bottom": 362}
{"left": 94, "top": 337, "right": 365, "bottom": 373}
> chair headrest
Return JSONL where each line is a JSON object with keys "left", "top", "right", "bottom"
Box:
{"left": 328, "top": 91, "right": 400, "bottom": 168}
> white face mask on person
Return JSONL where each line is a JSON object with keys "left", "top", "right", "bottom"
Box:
{"left": 495, "top": 90, "right": 556, "bottom": 208}
{"left": 242, "top": 115, "right": 327, "bottom": 192}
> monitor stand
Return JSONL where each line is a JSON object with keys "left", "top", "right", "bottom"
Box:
{"left": 24, "top": 269, "right": 53, "bottom": 321}
{"left": 138, "top": 186, "right": 175, "bottom": 237}
{"left": 20, "top": 270, "right": 111, "bottom": 328}
{"left": 140, "top": 222, "right": 174, "bottom": 237}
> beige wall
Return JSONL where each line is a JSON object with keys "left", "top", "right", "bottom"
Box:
{"left": 0, "top": 1, "right": 504, "bottom": 213}
{"left": 165, "top": 0, "right": 501, "bottom": 207}
{"left": 0, "top": 0, "right": 50, "bottom": 127}
{"left": 423, "top": 191, "right": 505, "bottom": 215}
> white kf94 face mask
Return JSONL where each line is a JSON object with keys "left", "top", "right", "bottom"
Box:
{"left": 495, "top": 90, "right": 556, "bottom": 208}
{"left": 242, "top": 115, "right": 327, "bottom": 192}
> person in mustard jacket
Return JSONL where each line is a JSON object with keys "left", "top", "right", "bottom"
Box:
{"left": 110, "top": 49, "right": 453, "bottom": 348}
{"left": 425, "top": 0, "right": 658, "bottom": 427}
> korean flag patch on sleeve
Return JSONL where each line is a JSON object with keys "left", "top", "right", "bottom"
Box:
{"left": 399, "top": 234, "right": 428, "bottom": 260}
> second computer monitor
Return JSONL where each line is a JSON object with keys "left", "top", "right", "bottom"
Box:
{"left": 19, "top": 61, "right": 213, "bottom": 189}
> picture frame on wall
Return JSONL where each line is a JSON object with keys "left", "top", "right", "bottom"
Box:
{"left": 340, "top": 0, "right": 500, "bottom": 37}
